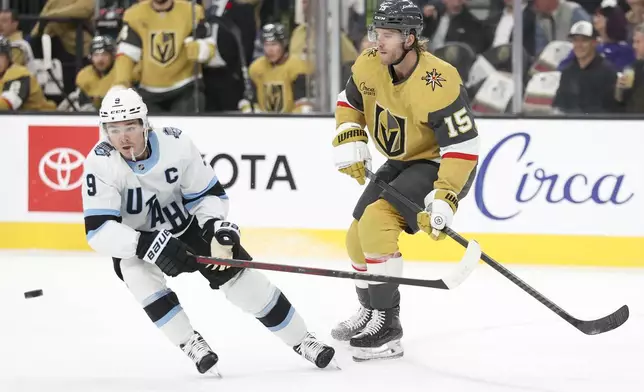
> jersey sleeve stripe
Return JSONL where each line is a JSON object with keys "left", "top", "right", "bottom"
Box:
{"left": 337, "top": 89, "right": 363, "bottom": 112}
{"left": 117, "top": 42, "right": 142, "bottom": 62}
{"left": 183, "top": 176, "right": 228, "bottom": 211}
{"left": 442, "top": 152, "right": 478, "bottom": 161}
{"left": 439, "top": 136, "right": 479, "bottom": 159}
{"left": 1, "top": 91, "right": 22, "bottom": 110}
{"left": 84, "top": 208, "right": 121, "bottom": 217}
{"left": 85, "top": 215, "right": 122, "bottom": 240}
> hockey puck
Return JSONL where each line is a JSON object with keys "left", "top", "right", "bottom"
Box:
{"left": 24, "top": 289, "right": 43, "bottom": 299}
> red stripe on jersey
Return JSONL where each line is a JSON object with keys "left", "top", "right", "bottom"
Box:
{"left": 337, "top": 101, "right": 355, "bottom": 109}
{"left": 365, "top": 258, "right": 386, "bottom": 264}
{"left": 443, "top": 152, "right": 478, "bottom": 161}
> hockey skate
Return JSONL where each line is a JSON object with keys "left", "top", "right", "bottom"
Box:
{"left": 350, "top": 307, "right": 403, "bottom": 362}
{"left": 180, "top": 331, "right": 220, "bottom": 376}
{"left": 331, "top": 305, "right": 373, "bottom": 341}
{"left": 293, "top": 333, "right": 338, "bottom": 369}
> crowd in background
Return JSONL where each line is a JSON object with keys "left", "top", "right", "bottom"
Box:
{"left": 1, "top": 0, "right": 644, "bottom": 114}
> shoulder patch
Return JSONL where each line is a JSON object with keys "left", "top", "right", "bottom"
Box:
{"left": 421, "top": 69, "right": 447, "bottom": 91}
{"left": 94, "top": 142, "right": 115, "bottom": 157}
{"left": 363, "top": 47, "right": 378, "bottom": 58}
{"left": 163, "top": 127, "right": 182, "bottom": 139}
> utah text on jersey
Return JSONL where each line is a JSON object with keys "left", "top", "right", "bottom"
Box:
{"left": 82, "top": 127, "right": 228, "bottom": 259}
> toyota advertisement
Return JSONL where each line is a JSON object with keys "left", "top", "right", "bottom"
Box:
{"left": 28, "top": 125, "right": 99, "bottom": 213}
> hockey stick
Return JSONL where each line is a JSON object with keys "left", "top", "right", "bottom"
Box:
{"left": 364, "top": 167, "right": 630, "bottom": 335}
{"left": 42, "top": 34, "right": 79, "bottom": 111}
{"left": 206, "top": 11, "right": 256, "bottom": 110}
{"left": 196, "top": 236, "right": 479, "bottom": 289}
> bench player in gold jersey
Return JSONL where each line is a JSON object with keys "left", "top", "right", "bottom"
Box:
{"left": 0, "top": 38, "right": 55, "bottom": 111}
{"left": 330, "top": 0, "right": 479, "bottom": 362}
{"left": 240, "top": 23, "right": 313, "bottom": 114}
{"left": 70, "top": 36, "right": 119, "bottom": 111}
{"left": 111, "top": 0, "right": 215, "bottom": 112}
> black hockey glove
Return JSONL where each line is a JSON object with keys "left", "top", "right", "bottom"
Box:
{"left": 136, "top": 230, "right": 198, "bottom": 277}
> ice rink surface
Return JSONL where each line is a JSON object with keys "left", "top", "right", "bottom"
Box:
{"left": 1, "top": 250, "right": 643, "bottom": 392}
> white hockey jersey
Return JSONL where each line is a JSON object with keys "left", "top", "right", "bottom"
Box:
{"left": 82, "top": 127, "right": 229, "bottom": 259}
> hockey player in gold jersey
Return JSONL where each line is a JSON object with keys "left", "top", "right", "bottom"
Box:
{"left": 111, "top": 0, "right": 215, "bottom": 112}
{"left": 73, "top": 36, "right": 119, "bottom": 110}
{"left": 0, "top": 38, "right": 55, "bottom": 111}
{"left": 240, "top": 23, "right": 313, "bottom": 114}
{"left": 330, "top": 0, "right": 479, "bottom": 362}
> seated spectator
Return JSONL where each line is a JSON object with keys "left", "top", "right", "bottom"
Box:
{"left": 553, "top": 21, "right": 619, "bottom": 113}
{"left": 240, "top": 23, "right": 313, "bottom": 113}
{"left": 533, "top": 0, "right": 591, "bottom": 56}
{"left": 615, "top": 22, "right": 644, "bottom": 111}
{"left": 626, "top": 0, "right": 644, "bottom": 39}
{"left": 420, "top": 0, "right": 490, "bottom": 54}
{"left": 0, "top": 9, "right": 33, "bottom": 67}
{"left": 0, "top": 38, "right": 55, "bottom": 111}
{"left": 558, "top": 0, "right": 634, "bottom": 71}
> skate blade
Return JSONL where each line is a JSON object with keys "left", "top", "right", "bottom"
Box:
{"left": 206, "top": 364, "right": 223, "bottom": 378}
{"left": 327, "top": 358, "right": 342, "bottom": 370}
{"left": 352, "top": 340, "right": 404, "bottom": 362}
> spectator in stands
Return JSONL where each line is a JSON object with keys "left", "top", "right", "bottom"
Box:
{"left": 0, "top": 9, "right": 33, "bottom": 67}
{"left": 553, "top": 21, "right": 619, "bottom": 113}
{"left": 30, "top": 0, "right": 95, "bottom": 94}
{"left": 533, "top": 0, "right": 590, "bottom": 55}
{"left": 615, "top": 22, "right": 644, "bottom": 111}
{"left": 484, "top": 0, "right": 537, "bottom": 55}
{"left": 240, "top": 23, "right": 313, "bottom": 114}
{"left": 420, "top": 0, "right": 490, "bottom": 54}
{"left": 626, "top": 0, "right": 644, "bottom": 39}
{"left": 558, "top": 0, "right": 634, "bottom": 71}
{"left": 290, "top": 0, "right": 358, "bottom": 66}
{"left": 0, "top": 37, "right": 55, "bottom": 111}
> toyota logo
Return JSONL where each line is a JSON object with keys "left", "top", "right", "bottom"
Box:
{"left": 38, "top": 148, "right": 86, "bottom": 191}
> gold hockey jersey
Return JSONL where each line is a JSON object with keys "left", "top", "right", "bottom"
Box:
{"left": 0, "top": 64, "right": 56, "bottom": 111}
{"left": 114, "top": 0, "right": 214, "bottom": 93}
{"left": 336, "top": 48, "right": 479, "bottom": 195}
{"left": 76, "top": 63, "right": 141, "bottom": 109}
{"left": 249, "top": 55, "right": 313, "bottom": 113}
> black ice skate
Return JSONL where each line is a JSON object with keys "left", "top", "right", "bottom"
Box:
{"left": 180, "top": 331, "right": 220, "bottom": 376}
{"left": 349, "top": 307, "right": 403, "bottom": 362}
{"left": 293, "top": 333, "right": 337, "bottom": 369}
{"left": 331, "top": 305, "right": 373, "bottom": 341}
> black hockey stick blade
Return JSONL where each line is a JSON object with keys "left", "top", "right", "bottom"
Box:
{"left": 364, "top": 168, "right": 630, "bottom": 335}
{"left": 195, "top": 250, "right": 478, "bottom": 289}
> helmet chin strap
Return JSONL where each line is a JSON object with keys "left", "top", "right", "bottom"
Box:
{"left": 129, "top": 128, "right": 149, "bottom": 162}
{"left": 391, "top": 32, "right": 416, "bottom": 66}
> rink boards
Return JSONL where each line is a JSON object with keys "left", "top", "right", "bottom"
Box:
{"left": 1, "top": 115, "right": 642, "bottom": 267}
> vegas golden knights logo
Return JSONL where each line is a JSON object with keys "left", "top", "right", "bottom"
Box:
{"left": 263, "top": 83, "right": 285, "bottom": 113}
{"left": 150, "top": 31, "right": 177, "bottom": 65}
{"left": 374, "top": 103, "right": 406, "bottom": 157}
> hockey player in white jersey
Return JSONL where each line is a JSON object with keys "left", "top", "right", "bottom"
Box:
{"left": 82, "top": 88, "right": 336, "bottom": 374}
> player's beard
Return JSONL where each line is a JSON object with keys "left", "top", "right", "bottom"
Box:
{"left": 128, "top": 130, "right": 150, "bottom": 162}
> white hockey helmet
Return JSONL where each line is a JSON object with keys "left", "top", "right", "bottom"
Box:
{"left": 99, "top": 88, "right": 150, "bottom": 161}
{"left": 99, "top": 87, "right": 149, "bottom": 133}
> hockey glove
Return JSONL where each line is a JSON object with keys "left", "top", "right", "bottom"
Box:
{"left": 203, "top": 219, "right": 241, "bottom": 271}
{"left": 417, "top": 189, "right": 458, "bottom": 241}
{"left": 184, "top": 37, "right": 215, "bottom": 63}
{"left": 136, "top": 230, "right": 198, "bottom": 277}
{"left": 333, "top": 123, "right": 371, "bottom": 185}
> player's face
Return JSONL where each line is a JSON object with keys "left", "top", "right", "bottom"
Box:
{"left": 373, "top": 28, "right": 405, "bottom": 65}
{"left": 0, "top": 12, "right": 16, "bottom": 36}
{"left": 571, "top": 36, "right": 595, "bottom": 60}
{"left": 105, "top": 120, "right": 146, "bottom": 158}
{"left": 634, "top": 32, "right": 644, "bottom": 59}
{"left": 91, "top": 51, "right": 113, "bottom": 72}
{"left": 264, "top": 41, "right": 285, "bottom": 62}
{"left": 0, "top": 54, "right": 9, "bottom": 74}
